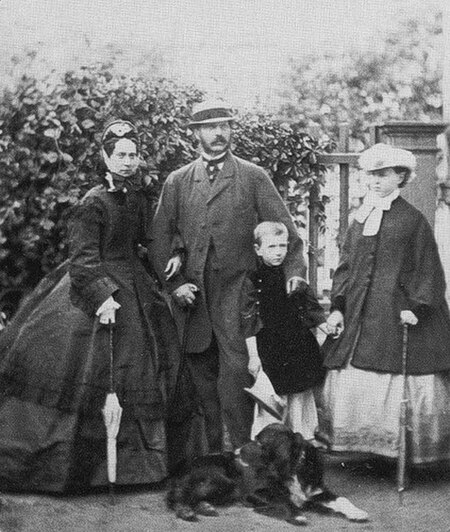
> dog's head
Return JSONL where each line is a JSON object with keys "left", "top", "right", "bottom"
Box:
{"left": 235, "top": 440, "right": 263, "bottom": 468}
{"left": 254, "top": 423, "right": 304, "bottom": 481}
{"left": 255, "top": 423, "right": 325, "bottom": 492}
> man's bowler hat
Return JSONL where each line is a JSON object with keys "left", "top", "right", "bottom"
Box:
{"left": 188, "top": 100, "right": 235, "bottom": 127}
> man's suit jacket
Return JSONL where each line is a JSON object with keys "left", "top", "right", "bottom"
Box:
{"left": 148, "top": 152, "right": 306, "bottom": 353}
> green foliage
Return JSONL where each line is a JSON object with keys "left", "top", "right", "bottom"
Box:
{"left": 280, "top": 12, "right": 442, "bottom": 141}
{"left": 0, "top": 63, "right": 327, "bottom": 299}
{"left": 233, "top": 115, "right": 332, "bottom": 228}
{"left": 0, "top": 63, "right": 203, "bottom": 297}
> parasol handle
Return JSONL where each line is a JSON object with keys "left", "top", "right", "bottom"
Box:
{"left": 401, "top": 323, "right": 408, "bottom": 378}
{"left": 397, "top": 323, "right": 409, "bottom": 505}
{"left": 107, "top": 438, "right": 117, "bottom": 483}
{"left": 109, "top": 322, "right": 114, "bottom": 393}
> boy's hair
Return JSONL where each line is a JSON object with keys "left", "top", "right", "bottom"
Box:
{"left": 254, "top": 221, "right": 288, "bottom": 246}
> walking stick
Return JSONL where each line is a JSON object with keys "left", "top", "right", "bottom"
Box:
{"left": 102, "top": 322, "right": 123, "bottom": 506}
{"left": 169, "top": 305, "right": 192, "bottom": 416}
{"left": 167, "top": 303, "right": 200, "bottom": 473}
{"left": 397, "top": 323, "right": 409, "bottom": 506}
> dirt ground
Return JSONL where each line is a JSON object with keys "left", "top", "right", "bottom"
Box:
{"left": 0, "top": 454, "right": 449, "bottom": 532}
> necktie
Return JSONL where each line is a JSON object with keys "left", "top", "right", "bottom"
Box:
{"left": 203, "top": 153, "right": 227, "bottom": 182}
{"left": 206, "top": 161, "right": 220, "bottom": 181}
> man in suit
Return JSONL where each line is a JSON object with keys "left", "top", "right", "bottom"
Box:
{"left": 148, "top": 100, "right": 307, "bottom": 451}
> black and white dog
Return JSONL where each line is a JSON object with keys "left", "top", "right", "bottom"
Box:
{"left": 167, "top": 423, "right": 368, "bottom": 526}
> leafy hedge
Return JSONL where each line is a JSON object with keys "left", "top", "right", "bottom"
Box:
{"left": 0, "top": 63, "right": 330, "bottom": 305}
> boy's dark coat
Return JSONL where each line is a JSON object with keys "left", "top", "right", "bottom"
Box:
{"left": 241, "top": 264, "right": 326, "bottom": 394}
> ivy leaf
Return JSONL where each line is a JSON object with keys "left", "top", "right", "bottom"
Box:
{"left": 40, "top": 219, "right": 55, "bottom": 230}
{"left": 42, "top": 152, "right": 59, "bottom": 164}
{"left": 43, "top": 128, "right": 60, "bottom": 139}
{"left": 0, "top": 64, "right": 329, "bottom": 312}
{"left": 81, "top": 119, "right": 95, "bottom": 129}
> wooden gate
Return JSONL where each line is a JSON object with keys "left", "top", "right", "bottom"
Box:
{"left": 308, "top": 121, "right": 446, "bottom": 295}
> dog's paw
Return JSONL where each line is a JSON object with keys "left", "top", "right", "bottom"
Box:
{"left": 322, "top": 497, "right": 368, "bottom": 522}
{"left": 287, "top": 476, "right": 307, "bottom": 509}
{"left": 175, "top": 505, "right": 198, "bottom": 522}
{"left": 195, "top": 501, "right": 219, "bottom": 517}
{"left": 286, "top": 514, "right": 309, "bottom": 526}
{"left": 256, "top": 503, "right": 308, "bottom": 526}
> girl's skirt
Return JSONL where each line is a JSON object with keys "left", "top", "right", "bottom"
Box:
{"left": 320, "top": 363, "right": 450, "bottom": 464}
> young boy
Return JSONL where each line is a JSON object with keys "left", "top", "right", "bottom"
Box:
{"left": 241, "top": 221, "right": 327, "bottom": 441}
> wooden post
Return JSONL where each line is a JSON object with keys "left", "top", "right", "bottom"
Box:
{"left": 338, "top": 124, "right": 350, "bottom": 249}
{"left": 443, "top": 6, "right": 450, "bottom": 122}
{"left": 308, "top": 182, "right": 319, "bottom": 294}
{"left": 442, "top": 6, "right": 450, "bottom": 190}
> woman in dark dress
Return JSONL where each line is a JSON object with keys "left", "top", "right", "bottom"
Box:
{"left": 0, "top": 120, "right": 184, "bottom": 492}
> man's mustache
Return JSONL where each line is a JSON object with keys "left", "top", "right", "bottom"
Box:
{"left": 212, "top": 137, "right": 227, "bottom": 144}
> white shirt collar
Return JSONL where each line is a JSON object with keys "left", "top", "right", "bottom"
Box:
{"left": 201, "top": 151, "right": 227, "bottom": 165}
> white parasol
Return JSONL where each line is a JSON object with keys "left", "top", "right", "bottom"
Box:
{"left": 101, "top": 323, "right": 122, "bottom": 504}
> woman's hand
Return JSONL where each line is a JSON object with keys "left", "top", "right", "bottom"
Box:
{"left": 326, "top": 310, "right": 344, "bottom": 338}
{"left": 96, "top": 296, "right": 121, "bottom": 324}
{"left": 165, "top": 255, "right": 182, "bottom": 280}
{"left": 400, "top": 310, "right": 418, "bottom": 326}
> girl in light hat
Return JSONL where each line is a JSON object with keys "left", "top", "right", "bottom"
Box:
{"left": 320, "top": 143, "right": 450, "bottom": 466}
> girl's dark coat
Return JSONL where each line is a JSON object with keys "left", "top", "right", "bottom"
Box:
{"left": 241, "top": 264, "right": 326, "bottom": 395}
{"left": 323, "top": 196, "right": 450, "bottom": 375}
